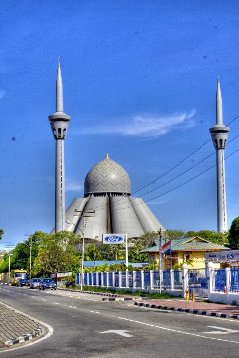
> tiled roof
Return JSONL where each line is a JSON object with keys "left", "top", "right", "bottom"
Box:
{"left": 143, "top": 236, "right": 228, "bottom": 253}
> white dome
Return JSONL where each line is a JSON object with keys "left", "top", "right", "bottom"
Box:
{"left": 84, "top": 154, "right": 131, "bottom": 195}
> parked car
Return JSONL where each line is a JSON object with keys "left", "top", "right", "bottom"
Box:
{"left": 39, "top": 278, "right": 57, "bottom": 290}
{"left": 29, "top": 278, "right": 42, "bottom": 289}
{"left": 16, "top": 278, "right": 29, "bottom": 287}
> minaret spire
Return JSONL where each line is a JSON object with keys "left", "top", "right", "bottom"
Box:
{"left": 216, "top": 79, "right": 223, "bottom": 125}
{"left": 49, "top": 63, "right": 71, "bottom": 233}
{"left": 56, "top": 63, "right": 63, "bottom": 112}
{"left": 209, "top": 79, "right": 230, "bottom": 232}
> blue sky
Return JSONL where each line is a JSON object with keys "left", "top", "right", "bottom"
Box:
{"left": 1, "top": 0, "right": 239, "bottom": 248}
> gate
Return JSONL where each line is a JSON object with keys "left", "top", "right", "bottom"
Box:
{"left": 188, "top": 269, "right": 208, "bottom": 297}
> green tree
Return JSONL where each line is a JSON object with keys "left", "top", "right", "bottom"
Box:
{"left": 98, "top": 243, "right": 125, "bottom": 261}
{"left": 164, "top": 229, "right": 184, "bottom": 239}
{"left": 185, "top": 230, "right": 228, "bottom": 246}
{"left": 85, "top": 243, "right": 102, "bottom": 262}
{"left": 32, "top": 231, "right": 81, "bottom": 276}
{"left": 228, "top": 217, "right": 239, "bottom": 249}
{"left": 0, "top": 229, "right": 3, "bottom": 240}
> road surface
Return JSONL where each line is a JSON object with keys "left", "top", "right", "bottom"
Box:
{"left": 1, "top": 285, "right": 239, "bottom": 357}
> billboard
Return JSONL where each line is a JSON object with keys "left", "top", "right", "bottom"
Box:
{"left": 205, "top": 250, "right": 239, "bottom": 263}
{"left": 102, "top": 234, "right": 126, "bottom": 245}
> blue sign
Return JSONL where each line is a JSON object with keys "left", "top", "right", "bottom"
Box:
{"left": 102, "top": 234, "right": 125, "bottom": 244}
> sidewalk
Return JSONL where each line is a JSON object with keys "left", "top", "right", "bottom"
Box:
{"left": 134, "top": 298, "right": 239, "bottom": 319}
{"left": 61, "top": 287, "right": 239, "bottom": 319}
{"left": 63, "top": 287, "right": 239, "bottom": 319}
{"left": 0, "top": 302, "right": 44, "bottom": 349}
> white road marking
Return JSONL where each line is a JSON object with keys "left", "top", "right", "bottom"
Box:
{"left": 68, "top": 306, "right": 77, "bottom": 308}
{"left": 53, "top": 302, "right": 59, "bottom": 305}
{"left": 203, "top": 326, "right": 239, "bottom": 335}
{"left": 90, "top": 310, "right": 101, "bottom": 314}
{"left": 100, "top": 330, "right": 133, "bottom": 337}
{"left": 41, "top": 299, "right": 46, "bottom": 301}
{"left": 31, "top": 296, "right": 36, "bottom": 298}
{"left": 117, "top": 317, "right": 239, "bottom": 344}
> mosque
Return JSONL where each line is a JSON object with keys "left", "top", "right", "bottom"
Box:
{"left": 49, "top": 64, "right": 228, "bottom": 238}
{"left": 65, "top": 154, "right": 164, "bottom": 240}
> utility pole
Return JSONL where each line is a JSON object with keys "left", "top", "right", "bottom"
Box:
{"left": 29, "top": 236, "right": 32, "bottom": 281}
{"left": 80, "top": 216, "right": 85, "bottom": 292}
{"left": 73, "top": 210, "right": 95, "bottom": 291}
{"left": 158, "top": 228, "right": 162, "bottom": 294}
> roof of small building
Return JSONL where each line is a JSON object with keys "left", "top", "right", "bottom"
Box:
{"left": 142, "top": 236, "right": 229, "bottom": 254}
{"left": 83, "top": 260, "right": 147, "bottom": 268}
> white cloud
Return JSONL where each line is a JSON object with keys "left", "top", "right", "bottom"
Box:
{"left": 66, "top": 180, "right": 83, "bottom": 192}
{"left": 79, "top": 110, "right": 196, "bottom": 137}
{"left": 0, "top": 90, "right": 5, "bottom": 100}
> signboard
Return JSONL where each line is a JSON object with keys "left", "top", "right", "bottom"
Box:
{"left": 102, "top": 234, "right": 126, "bottom": 245}
{"left": 205, "top": 250, "right": 239, "bottom": 263}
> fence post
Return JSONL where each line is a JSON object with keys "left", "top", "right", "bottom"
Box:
{"left": 225, "top": 267, "right": 230, "bottom": 293}
{"left": 182, "top": 263, "right": 188, "bottom": 298}
{"left": 96, "top": 272, "right": 99, "bottom": 286}
{"left": 133, "top": 271, "right": 136, "bottom": 289}
{"left": 126, "top": 270, "right": 129, "bottom": 288}
{"left": 106, "top": 272, "right": 109, "bottom": 287}
{"left": 207, "top": 262, "right": 214, "bottom": 294}
{"left": 101, "top": 272, "right": 104, "bottom": 287}
{"left": 141, "top": 270, "right": 144, "bottom": 289}
{"left": 86, "top": 272, "right": 89, "bottom": 286}
{"left": 170, "top": 269, "right": 174, "bottom": 291}
{"left": 119, "top": 271, "right": 122, "bottom": 288}
{"left": 112, "top": 272, "right": 115, "bottom": 287}
{"left": 150, "top": 270, "right": 154, "bottom": 290}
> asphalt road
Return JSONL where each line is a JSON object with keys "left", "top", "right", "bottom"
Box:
{"left": 1, "top": 286, "right": 239, "bottom": 357}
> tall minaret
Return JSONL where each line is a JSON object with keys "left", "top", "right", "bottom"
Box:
{"left": 209, "top": 79, "right": 230, "bottom": 232}
{"left": 49, "top": 63, "right": 71, "bottom": 232}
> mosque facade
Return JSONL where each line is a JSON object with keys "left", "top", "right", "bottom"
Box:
{"left": 65, "top": 154, "right": 165, "bottom": 240}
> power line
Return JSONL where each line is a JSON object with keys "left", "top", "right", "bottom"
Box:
{"left": 79, "top": 133, "right": 239, "bottom": 212}
{"left": 117, "top": 146, "right": 239, "bottom": 211}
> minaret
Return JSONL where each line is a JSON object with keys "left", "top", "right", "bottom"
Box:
{"left": 209, "top": 79, "right": 230, "bottom": 232}
{"left": 49, "top": 63, "right": 71, "bottom": 232}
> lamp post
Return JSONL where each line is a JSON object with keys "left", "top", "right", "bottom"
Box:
{"left": 8, "top": 253, "right": 13, "bottom": 284}
{"left": 24, "top": 235, "right": 33, "bottom": 281}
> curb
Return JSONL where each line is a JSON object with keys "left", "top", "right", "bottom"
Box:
{"left": 102, "top": 297, "right": 134, "bottom": 301}
{"left": 58, "top": 288, "right": 136, "bottom": 300}
{"left": 4, "top": 326, "right": 43, "bottom": 347}
{"left": 134, "top": 301, "right": 239, "bottom": 320}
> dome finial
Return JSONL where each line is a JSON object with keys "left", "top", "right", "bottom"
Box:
{"left": 105, "top": 153, "right": 109, "bottom": 159}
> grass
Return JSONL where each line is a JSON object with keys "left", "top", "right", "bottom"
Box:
{"left": 66, "top": 284, "right": 176, "bottom": 299}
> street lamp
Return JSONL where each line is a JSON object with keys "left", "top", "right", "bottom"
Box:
{"left": 8, "top": 253, "right": 13, "bottom": 284}
{"left": 24, "top": 235, "right": 33, "bottom": 281}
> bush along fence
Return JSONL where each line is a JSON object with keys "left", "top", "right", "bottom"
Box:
{"left": 75, "top": 263, "right": 239, "bottom": 303}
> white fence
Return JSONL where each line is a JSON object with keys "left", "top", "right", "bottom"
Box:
{"left": 74, "top": 264, "right": 239, "bottom": 303}
{"left": 76, "top": 265, "right": 200, "bottom": 298}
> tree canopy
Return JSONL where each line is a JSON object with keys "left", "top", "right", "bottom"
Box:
{"left": 228, "top": 217, "right": 239, "bottom": 249}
